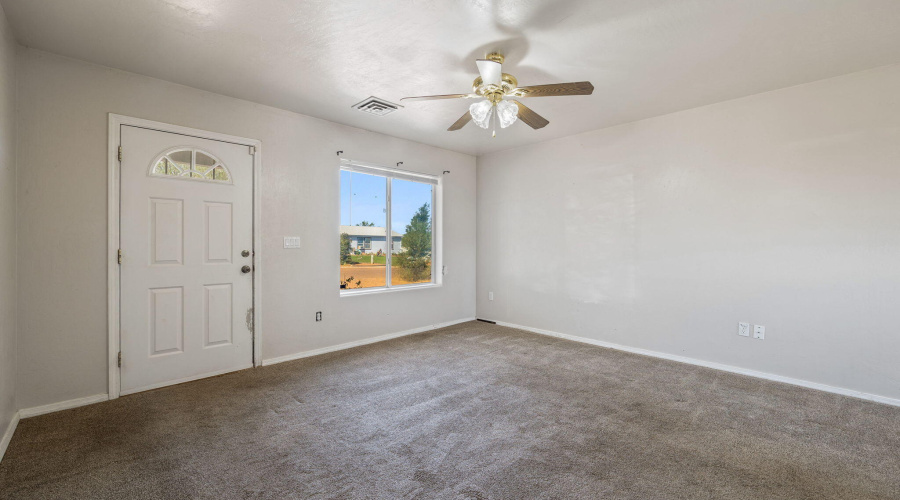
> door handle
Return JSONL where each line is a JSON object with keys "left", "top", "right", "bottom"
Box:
{"left": 241, "top": 250, "right": 250, "bottom": 257}
{"left": 241, "top": 265, "right": 252, "bottom": 274}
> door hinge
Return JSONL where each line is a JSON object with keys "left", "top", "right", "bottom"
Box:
{"left": 117, "top": 249, "right": 122, "bottom": 265}
{"left": 117, "top": 351, "right": 122, "bottom": 368}
{"left": 117, "top": 145, "right": 122, "bottom": 162}
{"left": 248, "top": 145, "right": 256, "bottom": 155}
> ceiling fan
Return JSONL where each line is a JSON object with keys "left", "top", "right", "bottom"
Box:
{"left": 401, "top": 53, "right": 593, "bottom": 136}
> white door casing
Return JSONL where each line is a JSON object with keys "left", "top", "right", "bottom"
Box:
{"left": 118, "top": 124, "right": 255, "bottom": 395}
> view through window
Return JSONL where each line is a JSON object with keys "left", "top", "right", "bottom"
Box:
{"left": 340, "top": 165, "right": 436, "bottom": 291}
{"left": 390, "top": 179, "right": 433, "bottom": 287}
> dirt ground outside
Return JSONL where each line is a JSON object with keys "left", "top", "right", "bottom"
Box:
{"left": 340, "top": 264, "right": 431, "bottom": 289}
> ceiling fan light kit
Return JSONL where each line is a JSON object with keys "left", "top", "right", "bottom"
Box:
{"left": 469, "top": 100, "right": 493, "bottom": 129}
{"left": 402, "top": 52, "right": 594, "bottom": 136}
{"left": 469, "top": 99, "right": 517, "bottom": 137}
{"left": 496, "top": 100, "right": 518, "bottom": 128}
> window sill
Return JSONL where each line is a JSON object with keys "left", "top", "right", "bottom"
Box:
{"left": 340, "top": 283, "right": 441, "bottom": 297}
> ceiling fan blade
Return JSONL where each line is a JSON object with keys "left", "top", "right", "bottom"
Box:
{"left": 512, "top": 100, "right": 549, "bottom": 129}
{"left": 401, "top": 93, "right": 479, "bottom": 102}
{"left": 447, "top": 110, "right": 472, "bottom": 131}
{"left": 475, "top": 59, "right": 502, "bottom": 86}
{"left": 511, "top": 81, "right": 594, "bottom": 98}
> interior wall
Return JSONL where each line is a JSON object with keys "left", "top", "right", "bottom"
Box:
{"left": 477, "top": 63, "right": 900, "bottom": 401}
{"left": 0, "top": 3, "right": 17, "bottom": 439}
{"left": 16, "top": 48, "right": 476, "bottom": 410}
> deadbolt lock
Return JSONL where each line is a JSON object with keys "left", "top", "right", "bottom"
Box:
{"left": 241, "top": 250, "right": 250, "bottom": 257}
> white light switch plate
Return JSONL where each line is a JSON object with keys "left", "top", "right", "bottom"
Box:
{"left": 738, "top": 322, "right": 750, "bottom": 337}
{"left": 753, "top": 325, "right": 765, "bottom": 339}
{"left": 283, "top": 237, "right": 301, "bottom": 249}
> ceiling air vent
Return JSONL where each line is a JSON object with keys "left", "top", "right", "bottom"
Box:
{"left": 352, "top": 96, "right": 402, "bottom": 116}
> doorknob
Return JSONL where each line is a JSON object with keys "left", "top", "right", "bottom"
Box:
{"left": 241, "top": 250, "right": 250, "bottom": 257}
{"left": 241, "top": 265, "right": 252, "bottom": 274}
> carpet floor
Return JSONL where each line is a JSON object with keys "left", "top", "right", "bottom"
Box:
{"left": 1, "top": 321, "right": 899, "bottom": 499}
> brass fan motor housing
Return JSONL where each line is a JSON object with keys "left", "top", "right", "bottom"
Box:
{"left": 473, "top": 73, "right": 519, "bottom": 102}
{"left": 501, "top": 73, "right": 518, "bottom": 90}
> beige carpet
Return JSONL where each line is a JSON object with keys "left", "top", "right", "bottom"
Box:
{"left": 1, "top": 321, "right": 898, "bottom": 499}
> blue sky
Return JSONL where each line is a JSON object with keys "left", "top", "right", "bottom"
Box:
{"left": 340, "top": 171, "right": 432, "bottom": 234}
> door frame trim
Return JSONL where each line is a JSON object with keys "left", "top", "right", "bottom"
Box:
{"left": 107, "top": 113, "right": 263, "bottom": 399}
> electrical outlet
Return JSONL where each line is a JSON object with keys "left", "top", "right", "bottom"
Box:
{"left": 488, "top": 291, "right": 494, "bottom": 301}
{"left": 738, "top": 322, "right": 750, "bottom": 337}
{"left": 315, "top": 311, "right": 322, "bottom": 322}
{"left": 753, "top": 325, "right": 765, "bottom": 339}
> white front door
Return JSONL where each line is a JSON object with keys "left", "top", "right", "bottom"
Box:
{"left": 119, "top": 125, "right": 254, "bottom": 395}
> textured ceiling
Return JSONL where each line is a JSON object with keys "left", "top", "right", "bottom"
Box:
{"left": 3, "top": 0, "right": 900, "bottom": 155}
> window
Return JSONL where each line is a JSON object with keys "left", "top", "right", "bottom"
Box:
{"left": 339, "top": 161, "right": 438, "bottom": 293}
{"left": 390, "top": 178, "right": 433, "bottom": 287}
{"left": 150, "top": 148, "right": 231, "bottom": 183}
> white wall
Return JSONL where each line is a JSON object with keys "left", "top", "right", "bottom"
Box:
{"left": 16, "top": 49, "right": 476, "bottom": 409}
{"left": 477, "top": 64, "right": 900, "bottom": 401}
{"left": 0, "top": 3, "right": 17, "bottom": 443}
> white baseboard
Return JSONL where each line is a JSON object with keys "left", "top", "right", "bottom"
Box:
{"left": 263, "top": 317, "right": 477, "bottom": 366}
{"left": 18, "top": 393, "right": 110, "bottom": 419}
{"left": 0, "top": 411, "right": 20, "bottom": 463}
{"left": 493, "top": 320, "right": 900, "bottom": 408}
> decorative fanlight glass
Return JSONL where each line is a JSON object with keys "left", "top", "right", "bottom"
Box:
{"left": 150, "top": 149, "right": 232, "bottom": 183}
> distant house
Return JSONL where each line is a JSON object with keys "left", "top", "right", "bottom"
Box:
{"left": 340, "top": 225, "right": 403, "bottom": 254}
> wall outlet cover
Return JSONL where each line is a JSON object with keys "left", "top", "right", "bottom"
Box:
{"left": 738, "top": 322, "right": 750, "bottom": 337}
{"left": 753, "top": 325, "right": 765, "bottom": 339}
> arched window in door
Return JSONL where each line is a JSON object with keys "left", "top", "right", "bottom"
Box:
{"left": 150, "top": 148, "right": 232, "bottom": 183}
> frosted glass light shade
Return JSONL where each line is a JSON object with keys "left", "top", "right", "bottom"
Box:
{"left": 469, "top": 100, "right": 493, "bottom": 129}
{"left": 496, "top": 100, "right": 518, "bottom": 128}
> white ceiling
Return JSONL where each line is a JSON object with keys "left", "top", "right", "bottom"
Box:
{"left": 3, "top": 0, "right": 900, "bottom": 155}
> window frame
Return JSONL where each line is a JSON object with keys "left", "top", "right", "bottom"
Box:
{"left": 340, "top": 159, "right": 441, "bottom": 296}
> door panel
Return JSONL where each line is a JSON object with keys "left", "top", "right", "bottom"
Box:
{"left": 150, "top": 198, "right": 184, "bottom": 265}
{"left": 120, "top": 125, "right": 254, "bottom": 394}
{"left": 204, "top": 283, "right": 233, "bottom": 347}
{"left": 204, "top": 202, "right": 233, "bottom": 263}
{"left": 150, "top": 287, "right": 184, "bottom": 355}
